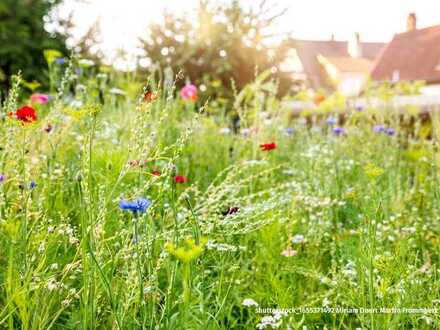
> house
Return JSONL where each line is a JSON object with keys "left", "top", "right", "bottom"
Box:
{"left": 283, "top": 35, "right": 385, "bottom": 95}
{"left": 371, "top": 14, "right": 440, "bottom": 95}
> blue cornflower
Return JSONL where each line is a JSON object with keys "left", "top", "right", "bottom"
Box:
{"left": 0, "top": 174, "right": 4, "bottom": 183}
{"left": 373, "top": 125, "right": 385, "bottom": 133}
{"left": 119, "top": 198, "right": 151, "bottom": 213}
{"left": 326, "top": 116, "right": 338, "bottom": 125}
{"left": 386, "top": 128, "right": 396, "bottom": 136}
{"left": 355, "top": 106, "right": 364, "bottom": 112}
{"left": 29, "top": 181, "right": 37, "bottom": 189}
{"left": 332, "top": 127, "right": 345, "bottom": 135}
{"left": 54, "top": 58, "right": 66, "bottom": 65}
{"left": 285, "top": 127, "right": 295, "bottom": 135}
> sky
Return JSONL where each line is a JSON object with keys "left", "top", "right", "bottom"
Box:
{"left": 59, "top": 0, "right": 440, "bottom": 65}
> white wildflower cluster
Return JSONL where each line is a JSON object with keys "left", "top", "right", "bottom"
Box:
{"left": 46, "top": 277, "right": 60, "bottom": 291}
{"left": 341, "top": 260, "right": 357, "bottom": 280}
{"left": 38, "top": 241, "right": 46, "bottom": 254}
{"left": 242, "top": 298, "right": 258, "bottom": 307}
{"left": 56, "top": 223, "right": 79, "bottom": 245}
{"left": 206, "top": 240, "right": 247, "bottom": 252}
{"left": 401, "top": 226, "right": 417, "bottom": 234}
{"left": 291, "top": 234, "right": 306, "bottom": 244}
{"left": 241, "top": 128, "right": 251, "bottom": 137}
{"left": 281, "top": 248, "right": 297, "bottom": 257}
{"left": 69, "top": 99, "right": 84, "bottom": 109}
{"left": 256, "top": 310, "right": 287, "bottom": 329}
{"left": 302, "top": 144, "right": 333, "bottom": 159}
{"left": 310, "top": 126, "right": 322, "bottom": 134}
{"left": 282, "top": 168, "right": 295, "bottom": 176}
{"left": 219, "top": 127, "right": 231, "bottom": 135}
{"left": 243, "top": 160, "right": 268, "bottom": 166}
{"left": 109, "top": 88, "right": 126, "bottom": 96}
{"left": 41, "top": 165, "right": 65, "bottom": 182}
{"left": 78, "top": 59, "right": 94, "bottom": 67}
{"left": 292, "top": 192, "right": 337, "bottom": 217}
{"left": 336, "top": 158, "right": 356, "bottom": 171}
{"left": 319, "top": 277, "right": 336, "bottom": 288}
{"left": 97, "top": 121, "right": 121, "bottom": 141}
{"left": 44, "top": 275, "right": 74, "bottom": 293}
{"left": 62, "top": 288, "right": 80, "bottom": 307}
{"left": 93, "top": 222, "right": 105, "bottom": 239}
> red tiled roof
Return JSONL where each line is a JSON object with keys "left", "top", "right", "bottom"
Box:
{"left": 293, "top": 39, "right": 385, "bottom": 89}
{"left": 371, "top": 25, "right": 440, "bottom": 83}
{"left": 324, "top": 57, "right": 373, "bottom": 74}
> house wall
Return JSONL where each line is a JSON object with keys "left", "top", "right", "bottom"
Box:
{"left": 338, "top": 73, "right": 366, "bottom": 96}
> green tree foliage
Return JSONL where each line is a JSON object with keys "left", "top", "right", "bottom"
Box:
{"left": 140, "top": 0, "right": 294, "bottom": 99}
{"left": 0, "top": 0, "right": 67, "bottom": 94}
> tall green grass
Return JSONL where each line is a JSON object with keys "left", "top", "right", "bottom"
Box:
{"left": 0, "top": 68, "right": 439, "bottom": 329}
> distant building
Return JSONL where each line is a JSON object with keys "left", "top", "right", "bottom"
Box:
{"left": 284, "top": 35, "right": 385, "bottom": 95}
{"left": 371, "top": 13, "right": 440, "bottom": 95}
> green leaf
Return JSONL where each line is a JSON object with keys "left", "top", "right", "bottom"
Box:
{"left": 22, "top": 79, "right": 41, "bottom": 91}
{"left": 44, "top": 49, "right": 63, "bottom": 65}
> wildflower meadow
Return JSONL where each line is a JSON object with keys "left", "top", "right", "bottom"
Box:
{"left": 0, "top": 63, "right": 439, "bottom": 329}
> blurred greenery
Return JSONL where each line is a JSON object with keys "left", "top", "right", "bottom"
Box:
{"left": 0, "top": 0, "right": 68, "bottom": 96}
{"left": 0, "top": 0, "right": 298, "bottom": 104}
{"left": 139, "top": 0, "right": 295, "bottom": 101}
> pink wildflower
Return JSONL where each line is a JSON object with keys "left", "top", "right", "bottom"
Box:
{"left": 180, "top": 84, "right": 198, "bottom": 101}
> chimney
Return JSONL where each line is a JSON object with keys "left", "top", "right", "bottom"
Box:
{"left": 348, "top": 32, "right": 362, "bottom": 58}
{"left": 392, "top": 70, "right": 400, "bottom": 83}
{"left": 407, "top": 13, "right": 417, "bottom": 31}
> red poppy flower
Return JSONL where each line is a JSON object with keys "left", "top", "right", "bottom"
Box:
{"left": 174, "top": 175, "right": 187, "bottom": 183}
{"left": 11, "top": 106, "right": 37, "bottom": 124}
{"left": 259, "top": 142, "right": 277, "bottom": 151}
{"left": 151, "top": 170, "right": 161, "bottom": 176}
{"left": 144, "top": 89, "right": 159, "bottom": 102}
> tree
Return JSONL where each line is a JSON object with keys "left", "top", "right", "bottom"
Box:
{"left": 71, "top": 20, "right": 104, "bottom": 66}
{"left": 0, "top": 0, "right": 68, "bottom": 94}
{"left": 139, "top": 0, "right": 294, "bottom": 99}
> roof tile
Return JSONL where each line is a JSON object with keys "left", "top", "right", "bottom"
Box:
{"left": 294, "top": 39, "right": 385, "bottom": 89}
{"left": 371, "top": 25, "right": 440, "bottom": 83}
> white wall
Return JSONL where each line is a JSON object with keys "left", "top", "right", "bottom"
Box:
{"left": 338, "top": 73, "right": 366, "bottom": 96}
{"left": 421, "top": 84, "right": 440, "bottom": 96}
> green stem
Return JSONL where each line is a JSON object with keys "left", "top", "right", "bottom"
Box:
{"left": 182, "top": 262, "right": 191, "bottom": 324}
{"left": 134, "top": 214, "right": 147, "bottom": 327}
